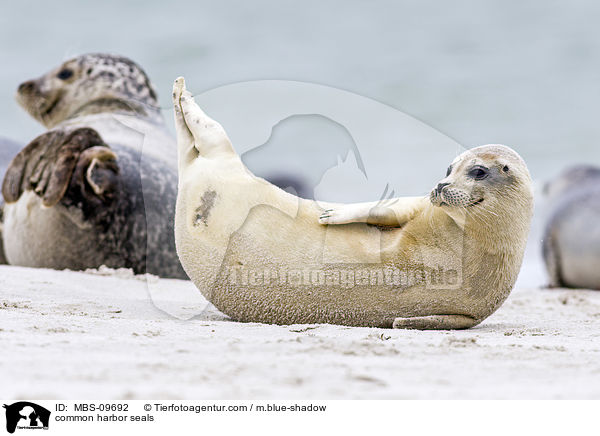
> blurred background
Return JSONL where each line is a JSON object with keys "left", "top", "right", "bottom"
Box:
{"left": 1, "top": 0, "right": 599, "bottom": 287}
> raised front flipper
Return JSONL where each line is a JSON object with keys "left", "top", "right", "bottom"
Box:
{"left": 319, "top": 196, "right": 429, "bottom": 227}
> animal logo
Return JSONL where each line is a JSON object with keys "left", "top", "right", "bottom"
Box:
{"left": 3, "top": 402, "right": 50, "bottom": 433}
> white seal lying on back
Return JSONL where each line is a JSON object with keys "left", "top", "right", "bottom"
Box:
{"left": 172, "top": 77, "right": 533, "bottom": 329}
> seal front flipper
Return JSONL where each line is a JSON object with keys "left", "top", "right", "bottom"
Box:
{"left": 319, "top": 204, "right": 402, "bottom": 226}
{"left": 318, "top": 196, "right": 429, "bottom": 227}
{"left": 392, "top": 315, "right": 478, "bottom": 330}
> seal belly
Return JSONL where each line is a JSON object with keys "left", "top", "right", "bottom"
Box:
{"left": 178, "top": 193, "right": 473, "bottom": 327}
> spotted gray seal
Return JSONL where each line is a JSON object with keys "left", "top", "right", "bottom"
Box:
{"left": 172, "top": 77, "right": 534, "bottom": 329}
{"left": 542, "top": 165, "right": 600, "bottom": 289}
{"left": 2, "top": 54, "right": 185, "bottom": 278}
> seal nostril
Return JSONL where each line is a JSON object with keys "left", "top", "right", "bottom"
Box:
{"left": 436, "top": 182, "right": 450, "bottom": 194}
{"left": 18, "top": 81, "right": 35, "bottom": 93}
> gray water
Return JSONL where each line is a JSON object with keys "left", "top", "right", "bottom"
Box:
{"left": 2, "top": 0, "right": 600, "bottom": 286}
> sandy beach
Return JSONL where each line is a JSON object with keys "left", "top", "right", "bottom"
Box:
{"left": 1, "top": 264, "right": 599, "bottom": 399}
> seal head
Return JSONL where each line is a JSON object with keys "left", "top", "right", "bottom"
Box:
{"left": 429, "top": 144, "right": 533, "bottom": 251}
{"left": 543, "top": 164, "right": 600, "bottom": 200}
{"left": 16, "top": 53, "right": 161, "bottom": 128}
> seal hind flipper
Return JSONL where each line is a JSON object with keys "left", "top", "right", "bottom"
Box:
{"left": 2, "top": 127, "right": 115, "bottom": 208}
{"left": 65, "top": 145, "right": 119, "bottom": 218}
{"left": 173, "top": 77, "right": 236, "bottom": 163}
{"left": 77, "top": 146, "right": 119, "bottom": 196}
{"left": 2, "top": 131, "right": 64, "bottom": 203}
{"left": 392, "top": 315, "right": 479, "bottom": 330}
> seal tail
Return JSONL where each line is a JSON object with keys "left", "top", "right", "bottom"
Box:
{"left": 1, "top": 127, "right": 117, "bottom": 208}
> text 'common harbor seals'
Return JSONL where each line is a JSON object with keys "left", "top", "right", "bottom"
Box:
{"left": 172, "top": 77, "right": 534, "bottom": 329}
{"left": 2, "top": 54, "right": 186, "bottom": 278}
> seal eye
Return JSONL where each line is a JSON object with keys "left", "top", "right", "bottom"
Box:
{"left": 503, "top": 165, "right": 509, "bottom": 172}
{"left": 57, "top": 69, "right": 73, "bottom": 80}
{"left": 446, "top": 165, "right": 452, "bottom": 177}
{"left": 468, "top": 166, "right": 489, "bottom": 180}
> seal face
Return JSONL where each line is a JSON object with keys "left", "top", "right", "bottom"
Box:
{"left": 542, "top": 165, "right": 600, "bottom": 289}
{"left": 172, "top": 77, "right": 534, "bottom": 329}
{"left": 16, "top": 53, "right": 161, "bottom": 129}
{"left": 2, "top": 54, "right": 185, "bottom": 278}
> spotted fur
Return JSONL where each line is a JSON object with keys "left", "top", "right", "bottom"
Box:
{"left": 16, "top": 53, "right": 162, "bottom": 128}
